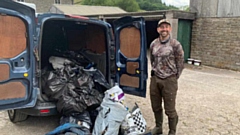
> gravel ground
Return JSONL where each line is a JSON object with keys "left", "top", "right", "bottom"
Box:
{"left": 125, "top": 64, "right": 240, "bottom": 135}
{"left": 0, "top": 63, "right": 240, "bottom": 135}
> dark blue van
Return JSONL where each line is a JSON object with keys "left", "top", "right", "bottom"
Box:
{"left": 0, "top": 0, "right": 147, "bottom": 123}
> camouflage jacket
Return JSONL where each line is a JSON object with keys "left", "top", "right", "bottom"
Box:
{"left": 150, "top": 37, "right": 184, "bottom": 79}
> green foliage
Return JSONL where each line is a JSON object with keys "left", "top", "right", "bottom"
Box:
{"left": 74, "top": 0, "right": 82, "bottom": 4}
{"left": 136, "top": 0, "right": 178, "bottom": 11}
{"left": 81, "top": 0, "right": 114, "bottom": 6}
{"left": 115, "top": 0, "right": 140, "bottom": 12}
{"left": 81, "top": 0, "right": 139, "bottom": 12}
{"left": 80, "top": 0, "right": 179, "bottom": 12}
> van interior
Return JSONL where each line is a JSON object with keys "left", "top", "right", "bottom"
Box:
{"left": 39, "top": 19, "right": 109, "bottom": 99}
{"left": 40, "top": 19, "right": 107, "bottom": 74}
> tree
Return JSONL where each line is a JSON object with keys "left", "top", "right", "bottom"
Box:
{"left": 81, "top": 0, "right": 114, "bottom": 6}
{"left": 81, "top": 0, "right": 140, "bottom": 12}
{"left": 136, "top": 0, "right": 178, "bottom": 11}
{"left": 80, "top": 0, "right": 178, "bottom": 12}
{"left": 115, "top": 0, "right": 140, "bottom": 12}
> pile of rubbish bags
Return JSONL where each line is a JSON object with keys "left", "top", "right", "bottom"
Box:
{"left": 43, "top": 51, "right": 148, "bottom": 135}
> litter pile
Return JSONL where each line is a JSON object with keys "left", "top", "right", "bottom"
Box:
{"left": 43, "top": 51, "right": 148, "bottom": 135}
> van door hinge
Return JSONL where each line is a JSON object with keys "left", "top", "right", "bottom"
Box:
{"left": 110, "top": 46, "right": 115, "bottom": 60}
{"left": 34, "top": 48, "right": 39, "bottom": 61}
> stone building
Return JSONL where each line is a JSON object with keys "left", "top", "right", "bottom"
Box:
{"left": 190, "top": 0, "right": 240, "bottom": 71}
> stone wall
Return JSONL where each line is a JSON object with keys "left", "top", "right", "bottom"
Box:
{"left": 23, "top": 0, "right": 73, "bottom": 13}
{"left": 191, "top": 17, "right": 240, "bottom": 71}
{"left": 190, "top": 0, "right": 240, "bottom": 17}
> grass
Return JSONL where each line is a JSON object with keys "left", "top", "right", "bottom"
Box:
{"left": 74, "top": 0, "right": 82, "bottom": 4}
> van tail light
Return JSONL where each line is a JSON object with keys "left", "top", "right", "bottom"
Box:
{"left": 40, "top": 109, "right": 50, "bottom": 113}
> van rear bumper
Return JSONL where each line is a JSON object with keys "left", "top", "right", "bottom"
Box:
{"left": 18, "top": 101, "right": 58, "bottom": 116}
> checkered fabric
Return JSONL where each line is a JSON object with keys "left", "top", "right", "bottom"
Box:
{"left": 131, "top": 107, "right": 147, "bottom": 134}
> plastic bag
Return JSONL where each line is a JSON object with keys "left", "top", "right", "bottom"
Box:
{"left": 49, "top": 56, "right": 72, "bottom": 70}
{"left": 88, "top": 107, "right": 100, "bottom": 127}
{"left": 75, "top": 88, "right": 103, "bottom": 111}
{"left": 92, "top": 86, "right": 128, "bottom": 135}
{"left": 57, "top": 87, "right": 103, "bottom": 115}
{"left": 57, "top": 88, "right": 86, "bottom": 115}
{"left": 44, "top": 71, "right": 75, "bottom": 101}
{"left": 60, "top": 111, "right": 92, "bottom": 130}
{"left": 105, "top": 85, "right": 125, "bottom": 102}
{"left": 75, "top": 71, "right": 94, "bottom": 90}
{"left": 84, "top": 69, "right": 110, "bottom": 90}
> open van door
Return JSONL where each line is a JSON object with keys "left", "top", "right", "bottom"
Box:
{"left": 0, "top": 0, "right": 37, "bottom": 110}
{"left": 113, "top": 16, "right": 148, "bottom": 97}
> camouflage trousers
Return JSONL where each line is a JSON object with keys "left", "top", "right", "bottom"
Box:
{"left": 150, "top": 75, "right": 178, "bottom": 118}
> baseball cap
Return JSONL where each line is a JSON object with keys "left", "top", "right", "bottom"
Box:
{"left": 157, "top": 19, "right": 171, "bottom": 27}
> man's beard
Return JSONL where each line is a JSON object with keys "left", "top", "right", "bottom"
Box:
{"left": 160, "top": 31, "right": 169, "bottom": 38}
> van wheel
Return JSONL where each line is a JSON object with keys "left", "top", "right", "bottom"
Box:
{"left": 7, "top": 110, "right": 28, "bottom": 123}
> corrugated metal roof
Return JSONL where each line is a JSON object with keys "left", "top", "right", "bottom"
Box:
{"left": 52, "top": 4, "right": 127, "bottom": 15}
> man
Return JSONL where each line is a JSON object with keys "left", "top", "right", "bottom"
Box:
{"left": 149, "top": 19, "right": 184, "bottom": 135}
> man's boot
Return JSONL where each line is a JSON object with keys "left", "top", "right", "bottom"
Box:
{"left": 151, "top": 111, "right": 163, "bottom": 135}
{"left": 168, "top": 116, "right": 178, "bottom": 135}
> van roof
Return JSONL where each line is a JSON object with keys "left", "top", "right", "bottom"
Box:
{"left": 16, "top": 1, "right": 36, "bottom": 12}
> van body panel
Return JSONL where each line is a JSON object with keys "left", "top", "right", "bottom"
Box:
{"left": 0, "top": 0, "right": 37, "bottom": 110}
{"left": 113, "top": 16, "right": 148, "bottom": 97}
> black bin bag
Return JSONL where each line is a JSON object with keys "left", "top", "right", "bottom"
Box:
{"left": 74, "top": 88, "right": 103, "bottom": 111}
{"left": 44, "top": 70, "right": 73, "bottom": 101}
{"left": 60, "top": 111, "right": 92, "bottom": 131}
{"left": 57, "top": 88, "right": 86, "bottom": 115}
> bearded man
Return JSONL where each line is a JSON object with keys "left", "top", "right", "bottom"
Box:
{"left": 149, "top": 19, "right": 184, "bottom": 135}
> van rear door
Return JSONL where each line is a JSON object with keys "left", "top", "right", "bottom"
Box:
{"left": 0, "top": 0, "right": 37, "bottom": 110}
{"left": 113, "top": 16, "right": 148, "bottom": 97}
